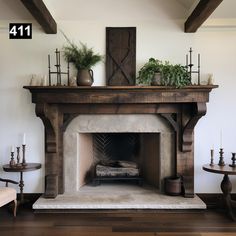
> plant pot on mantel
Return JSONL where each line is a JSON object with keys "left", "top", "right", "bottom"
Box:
{"left": 164, "top": 176, "right": 182, "bottom": 196}
{"left": 77, "top": 69, "right": 94, "bottom": 86}
{"left": 151, "top": 72, "right": 161, "bottom": 86}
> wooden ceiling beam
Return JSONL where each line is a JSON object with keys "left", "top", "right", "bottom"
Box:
{"left": 21, "top": 0, "right": 57, "bottom": 34}
{"left": 185, "top": 0, "right": 223, "bottom": 33}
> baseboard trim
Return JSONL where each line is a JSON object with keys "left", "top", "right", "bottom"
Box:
{"left": 197, "top": 193, "right": 236, "bottom": 209}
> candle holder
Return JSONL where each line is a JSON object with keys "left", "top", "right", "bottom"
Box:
{"left": 185, "top": 47, "right": 200, "bottom": 85}
{"left": 22, "top": 144, "right": 27, "bottom": 166}
{"left": 9, "top": 151, "right": 16, "bottom": 167}
{"left": 210, "top": 149, "right": 214, "bottom": 166}
{"left": 48, "top": 49, "right": 70, "bottom": 86}
{"left": 218, "top": 148, "right": 225, "bottom": 166}
{"left": 16, "top": 146, "right": 21, "bottom": 166}
{"left": 229, "top": 153, "right": 236, "bottom": 168}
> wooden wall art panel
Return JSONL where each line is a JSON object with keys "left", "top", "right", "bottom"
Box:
{"left": 106, "top": 27, "right": 136, "bottom": 85}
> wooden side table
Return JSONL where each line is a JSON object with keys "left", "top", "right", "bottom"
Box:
{"left": 3, "top": 163, "right": 41, "bottom": 204}
{"left": 203, "top": 164, "right": 236, "bottom": 221}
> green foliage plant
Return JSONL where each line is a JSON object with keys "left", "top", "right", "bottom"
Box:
{"left": 161, "top": 62, "right": 191, "bottom": 88}
{"left": 137, "top": 58, "right": 191, "bottom": 88}
{"left": 63, "top": 34, "right": 103, "bottom": 70}
{"left": 137, "top": 58, "right": 163, "bottom": 85}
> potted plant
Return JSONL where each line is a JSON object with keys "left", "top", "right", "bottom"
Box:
{"left": 161, "top": 62, "right": 191, "bottom": 88}
{"left": 137, "top": 58, "right": 191, "bottom": 88}
{"left": 63, "top": 37, "right": 103, "bottom": 86}
{"left": 137, "top": 58, "right": 163, "bottom": 85}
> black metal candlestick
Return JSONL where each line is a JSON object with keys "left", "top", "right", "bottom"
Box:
{"left": 186, "top": 47, "right": 201, "bottom": 85}
{"left": 48, "top": 54, "right": 51, "bottom": 86}
{"left": 22, "top": 144, "right": 27, "bottom": 166}
{"left": 16, "top": 146, "right": 21, "bottom": 166}
{"left": 48, "top": 49, "right": 70, "bottom": 86}
{"left": 9, "top": 151, "right": 15, "bottom": 167}
{"left": 218, "top": 148, "right": 225, "bottom": 166}
{"left": 229, "top": 153, "right": 236, "bottom": 167}
{"left": 210, "top": 149, "right": 214, "bottom": 166}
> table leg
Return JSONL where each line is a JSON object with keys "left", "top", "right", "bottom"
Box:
{"left": 19, "top": 171, "right": 24, "bottom": 203}
{"left": 220, "top": 174, "right": 235, "bottom": 221}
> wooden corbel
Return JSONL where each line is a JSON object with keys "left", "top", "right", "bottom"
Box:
{"left": 182, "top": 103, "right": 207, "bottom": 152}
{"left": 160, "top": 113, "right": 179, "bottom": 132}
{"left": 35, "top": 103, "right": 59, "bottom": 153}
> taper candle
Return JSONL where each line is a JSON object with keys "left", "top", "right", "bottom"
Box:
{"left": 23, "top": 133, "right": 26, "bottom": 145}
{"left": 220, "top": 130, "right": 222, "bottom": 148}
{"left": 11, "top": 145, "right": 14, "bottom": 152}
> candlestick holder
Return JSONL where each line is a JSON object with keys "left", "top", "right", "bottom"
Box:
{"left": 16, "top": 146, "right": 21, "bottom": 166}
{"left": 48, "top": 49, "right": 70, "bottom": 86}
{"left": 218, "top": 148, "right": 225, "bottom": 166}
{"left": 210, "top": 149, "right": 214, "bottom": 166}
{"left": 9, "top": 151, "right": 16, "bottom": 167}
{"left": 229, "top": 153, "right": 236, "bottom": 167}
{"left": 185, "top": 47, "right": 200, "bottom": 85}
{"left": 22, "top": 144, "right": 27, "bottom": 166}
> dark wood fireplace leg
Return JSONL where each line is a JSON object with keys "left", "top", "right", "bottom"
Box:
{"left": 36, "top": 103, "right": 63, "bottom": 198}
{"left": 161, "top": 103, "right": 207, "bottom": 198}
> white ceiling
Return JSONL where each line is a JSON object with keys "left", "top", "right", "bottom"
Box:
{"left": 210, "top": 0, "right": 236, "bottom": 19}
{"left": 0, "top": 0, "right": 235, "bottom": 26}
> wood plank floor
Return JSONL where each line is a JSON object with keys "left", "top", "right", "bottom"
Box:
{"left": 1, "top": 206, "right": 236, "bottom": 236}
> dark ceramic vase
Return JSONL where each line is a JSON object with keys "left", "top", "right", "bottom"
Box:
{"left": 77, "top": 69, "right": 94, "bottom": 86}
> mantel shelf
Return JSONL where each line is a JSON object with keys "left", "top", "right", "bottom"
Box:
{"left": 24, "top": 85, "right": 218, "bottom": 90}
{"left": 24, "top": 85, "right": 218, "bottom": 104}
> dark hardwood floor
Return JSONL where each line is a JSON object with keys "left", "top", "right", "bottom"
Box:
{"left": 1, "top": 203, "right": 236, "bottom": 236}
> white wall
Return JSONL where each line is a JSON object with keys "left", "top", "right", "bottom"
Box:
{"left": 0, "top": 0, "right": 236, "bottom": 193}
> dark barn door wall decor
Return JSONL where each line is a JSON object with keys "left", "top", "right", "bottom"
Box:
{"left": 106, "top": 27, "right": 136, "bottom": 85}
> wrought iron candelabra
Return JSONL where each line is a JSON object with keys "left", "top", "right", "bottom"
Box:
{"left": 48, "top": 48, "right": 70, "bottom": 86}
{"left": 186, "top": 47, "right": 200, "bottom": 85}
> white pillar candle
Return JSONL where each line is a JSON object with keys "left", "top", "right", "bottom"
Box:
{"left": 220, "top": 130, "right": 223, "bottom": 148}
{"left": 11, "top": 145, "right": 14, "bottom": 152}
{"left": 23, "top": 133, "right": 26, "bottom": 145}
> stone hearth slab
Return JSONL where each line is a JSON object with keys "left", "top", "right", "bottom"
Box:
{"left": 33, "top": 183, "right": 206, "bottom": 210}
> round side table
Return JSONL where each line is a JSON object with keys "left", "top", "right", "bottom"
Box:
{"left": 203, "top": 164, "right": 236, "bottom": 221}
{"left": 3, "top": 163, "right": 41, "bottom": 204}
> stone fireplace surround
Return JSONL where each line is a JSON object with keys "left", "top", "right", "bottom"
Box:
{"left": 64, "top": 114, "right": 174, "bottom": 193}
{"left": 24, "top": 85, "right": 217, "bottom": 199}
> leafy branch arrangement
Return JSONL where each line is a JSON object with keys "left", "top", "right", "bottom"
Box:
{"left": 63, "top": 34, "right": 103, "bottom": 70}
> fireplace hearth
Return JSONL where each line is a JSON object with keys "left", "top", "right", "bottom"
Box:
{"left": 24, "top": 85, "right": 217, "bottom": 199}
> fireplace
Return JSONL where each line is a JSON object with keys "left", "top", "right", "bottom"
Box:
{"left": 63, "top": 114, "right": 175, "bottom": 193}
{"left": 24, "top": 85, "right": 217, "bottom": 198}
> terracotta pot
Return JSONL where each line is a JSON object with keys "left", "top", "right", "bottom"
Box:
{"left": 77, "top": 69, "right": 94, "bottom": 86}
{"left": 164, "top": 176, "right": 182, "bottom": 196}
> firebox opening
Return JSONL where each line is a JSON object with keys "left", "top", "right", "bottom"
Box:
{"left": 82, "top": 133, "right": 160, "bottom": 188}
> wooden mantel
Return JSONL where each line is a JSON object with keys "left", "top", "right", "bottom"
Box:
{"left": 24, "top": 85, "right": 217, "bottom": 198}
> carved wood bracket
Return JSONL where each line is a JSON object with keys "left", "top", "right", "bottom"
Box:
{"left": 182, "top": 102, "right": 207, "bottom": 152}
{"left": 35, "top": 103, "right": 59, "bottom": 153}
{"left": 160, "top": 102, "right": 207, "bottom": 153}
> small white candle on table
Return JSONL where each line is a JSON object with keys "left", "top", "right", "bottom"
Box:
{"left": 220, "top": 130, "right": 223, "bottom": 148}
{"left": 23, "top": 133, "right": 26, "bottom": 145}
